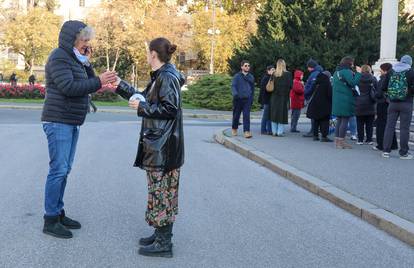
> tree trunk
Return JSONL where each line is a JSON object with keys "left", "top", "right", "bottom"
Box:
{"left": 112, "top": 48, "right": 120, "bottom": 71}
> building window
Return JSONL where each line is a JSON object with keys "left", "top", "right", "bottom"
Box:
{"left": 79, "top": 0, "right": 85, "bottom": 7}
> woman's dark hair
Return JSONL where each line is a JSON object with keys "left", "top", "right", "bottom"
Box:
{"left": 340, "top": 56, "right": 354, "bottom": 68}
{"left": 380, "top": 63, "right": 393, "bottom": 72}
{"left": 149, "top": 37, "right": 177, "bottom": 63}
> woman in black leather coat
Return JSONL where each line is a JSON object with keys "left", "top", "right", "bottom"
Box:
{"left": 114, "top": 37, "right": 185, "bottom": 258}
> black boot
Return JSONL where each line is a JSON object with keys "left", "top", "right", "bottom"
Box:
{"left": 60, "top": 210, "right": 81, "bottom": 229}
{"left": 139, "top": 224, "right": 173, "bottom": 258}
{"left": 43, "top": 215, "right": 73, "bottom": 239}
{"left": 139, "top": 229, "right": 158, "bottom": 246}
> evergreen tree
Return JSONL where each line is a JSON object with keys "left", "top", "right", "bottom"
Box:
{"left": 230, "top": 0, "right": 414, "bottom": 80}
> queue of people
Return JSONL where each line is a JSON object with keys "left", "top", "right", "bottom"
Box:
{"left": 232, "top": 55, "right": 414, "bottom": 160}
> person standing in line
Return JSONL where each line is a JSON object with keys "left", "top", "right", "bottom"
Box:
{"left": 374, "top": 63, "right": 398, "bottom": 151}
{"left": 355, "top": 65, "right": 377, "bottom": 145}
{"left": 231, "top": 60, "right": 255, "bottom": 138}
{"left": 259, "top": 65, "right": 275, "bottom": 135}
{"left": 114, "top": 37, "right": 185, "bottom": 257}
{"left": 332, "top": 56, "right": 362, "bottom": 149}
{"left": 269, "top": 59, "right": 293, "bottom": 137}
{"left": 306, "top": 71, "right": 333, "bottom": 142}
{"left": 348, "top": 116, "right": 358, "bottom": 141}
{"left": 290, "top": 70, "right": 305, "bottom": 133}
{"left": 380, "top": 55, "right": 414, "bottom": 159}
{"left": 303, "top": 59, "right": 323, "bottom": 137}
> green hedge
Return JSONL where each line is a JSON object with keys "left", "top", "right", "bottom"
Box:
{"left": 182, "top": 74, "right": 260, "bottom": 111}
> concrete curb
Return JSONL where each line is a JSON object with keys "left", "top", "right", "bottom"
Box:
{"left": 0, "top": 104, "right": 260, "bottom": 120}
{"left": 214, "top": 128, "right": 414, "bottom": 247}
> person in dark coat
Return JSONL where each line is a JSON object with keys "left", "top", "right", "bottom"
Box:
{"left": 303, "top": 59, "right": 323, "bottom": 137}
{"left": 374, "top": 63, "right": 398, "bottom": 151}
{"left": 259, "top": 65, "right": 274, "bottom": 134}
{"left": 355, "top": 65, "right": 377, "bottom": 145}
{"left": 41, "top": 20, "right": 117, "bottom": 239}
{"left": 29, "top": 74, "right": 36, "bottom": 85}
{"left": 290, "top": 70, "right": 304, "bottom": 132}
{"left": 332, "top": 56, "right": 362, "bottom": 149}
{"left": 10, "top": 72, "right": 17, "bottom": 86}
{"left": 269, "top": 59, "right": 293, "bottom": 136}
{"left": 307, "top": 71, "right": 333, "bottom": 142}
{"left": 231, "top": 60, "right": 255, "bottom": 138}
{"left": 114, "top": 37, "right": 185, "bottom": 258}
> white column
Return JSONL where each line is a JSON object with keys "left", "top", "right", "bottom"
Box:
{"left": 373, "top": 0, "right": 399, "bottom": 75}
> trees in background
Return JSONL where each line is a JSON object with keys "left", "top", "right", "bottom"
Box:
{"left": 1, "top": 7, "right": 61, "bottom": 73}
{"left": 229, "top": 0, "right": 414, "bottom": 80}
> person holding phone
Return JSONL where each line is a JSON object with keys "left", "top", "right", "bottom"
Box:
{"left": 41, "top": 20, "right": 117, "bottom": 239}
{"left": 114, "top": 37, "right": 185, "bottom": 258}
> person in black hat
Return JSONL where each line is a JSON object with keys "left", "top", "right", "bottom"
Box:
{"left": 303, "top": 59, "right": 323, "bottom": 137}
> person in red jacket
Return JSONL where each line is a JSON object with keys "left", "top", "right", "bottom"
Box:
{"left": 290, "top": 70, "right": 305, "bottom": 132}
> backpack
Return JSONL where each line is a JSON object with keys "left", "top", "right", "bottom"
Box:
{"left": 388, "top": 70, "right": 408, "bottom": 101}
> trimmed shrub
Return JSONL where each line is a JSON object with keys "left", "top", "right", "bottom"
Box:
{"left": 182, "top": 74, "right": 260, "bottom": 111}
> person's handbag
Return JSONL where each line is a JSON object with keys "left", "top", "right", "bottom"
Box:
{"left": 266, "top": 76, "right": 274, "bottom": 93}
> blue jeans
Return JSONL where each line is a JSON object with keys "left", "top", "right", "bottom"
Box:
{"left": 348, "top": 116, "right": 357, "bottom": 136}
{"left": 43, "top": 122, "right": 80, "bottom": 216}
{"left": 232, "top": 98, "right": 251, "bottom": 132}
{"left": 261, "top": 104, "right": 271, "bottom": 133}
{"left": 271, "top": 122, "right": 285, "bottom": 135}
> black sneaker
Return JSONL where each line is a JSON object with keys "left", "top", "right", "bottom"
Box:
{"left": 313, "top": 136, "right": 320, "bottom": 141}
{"left": 60, "top": 210, "right": 81, "bottom": 229}
{"left": 43, "top": 215, "right": 73, "bottom": 239}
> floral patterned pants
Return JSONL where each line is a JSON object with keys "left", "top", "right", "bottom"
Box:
{"left": 145, "top": 169, "right": 180, "bottom": 228}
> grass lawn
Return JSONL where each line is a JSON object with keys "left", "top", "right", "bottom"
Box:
{"left": 0, "top": 98, "right": 199, "bottom": 109}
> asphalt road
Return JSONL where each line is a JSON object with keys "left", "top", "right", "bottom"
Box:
{"left": 0, "top": 109, "right": 413, "bottom": 268}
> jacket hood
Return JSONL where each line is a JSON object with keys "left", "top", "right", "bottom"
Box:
{"left": 294, "top": 70, "right": 304, "bottom": 80}
{"left": 58, "top": 20, "right": 87, "bottom": 54}
{"left": 313, "top": 65, "right": 323, "bottom": 73}
{"left": 393, "top": 62, "right": 411, "bottom": 72}
{"left": 160, "top": 63, "right": 186, "bottom": 87}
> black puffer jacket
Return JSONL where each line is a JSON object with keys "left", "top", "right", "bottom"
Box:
{"left": 355, "top": 73, "right": 377, "bottom": 116}
{"left": 41, "top": 20, "right": 101, "bottom": 125}
{"left": 116, "top": 63, "right": 185, "bottom": 172}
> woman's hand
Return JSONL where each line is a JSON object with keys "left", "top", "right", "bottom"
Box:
{"left": 112, "top": 76, "right": 121, "bottom": 87}
{"left": 129, "top": 99, "right": 140, "bottom": 110}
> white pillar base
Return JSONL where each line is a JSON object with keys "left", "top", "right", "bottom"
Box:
{"left": 372, "top": 58, "right": 398, "bottom": 77}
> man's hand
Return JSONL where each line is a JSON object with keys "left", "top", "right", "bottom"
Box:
{"left": 129, "top": 99, "right": 140, "bottom": 110}
{"left": 99, "top": 71, "right": 117, "bottom": 85}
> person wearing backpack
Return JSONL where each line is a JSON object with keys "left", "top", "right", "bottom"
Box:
{"left": 355, "top": 65, "right": 377, "bottom": 145}
{"left": 380, "top": 55, "right": 414, "bottom": 159}
{"left": 374, "top": 63, "right": 398, "bottom": 151}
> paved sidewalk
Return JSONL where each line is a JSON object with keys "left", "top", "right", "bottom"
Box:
{"left": 226, "top": 122, "right": 414, "bottom": 224}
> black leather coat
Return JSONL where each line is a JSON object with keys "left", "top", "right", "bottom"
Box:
{"left": 116, "top": 63, "right": 185, "bottom": 172}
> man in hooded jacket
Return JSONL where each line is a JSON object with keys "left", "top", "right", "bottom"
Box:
{"left": 380, "top": 55, "right": 414, "bottom": 159}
